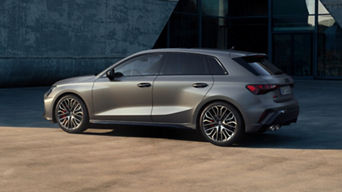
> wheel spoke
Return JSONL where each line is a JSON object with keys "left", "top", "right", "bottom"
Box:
{"left": 219, "top": 107, "right": 228, "bottom": 120}
{"left": 203, "top": 121, "right": 216, "bottom": 127}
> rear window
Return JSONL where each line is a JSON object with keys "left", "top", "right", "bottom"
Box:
{"left": 233, "top": 55, "right": 283, "bottom": 76}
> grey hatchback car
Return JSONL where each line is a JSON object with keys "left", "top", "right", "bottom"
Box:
{"left": 44, "top": 48, "right": 299, "bottom": 146}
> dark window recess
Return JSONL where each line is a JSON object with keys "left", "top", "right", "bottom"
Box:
{"left": 161, "top": 53, "right": 209, "bottom": 75}
{"left": 174, "top": 0, "right": 198, "bottom": 13}
{"left": 207, "top": 56, "right": 227, "bottom": 75}
{"left": 233, "top": 56, "right": 283, "bottom": 76}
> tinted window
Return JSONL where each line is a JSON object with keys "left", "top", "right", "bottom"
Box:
{"left": 115, "top": 54, "right": 163, "bottom": 76}
{"left": 160, "top": 53, "right": 209, "bottom": 75}
{"left": 233, "top": 56, "right": 283, "bottom": 76}
{"left": 206, "top": 56, "right": 227, "bottom": 75}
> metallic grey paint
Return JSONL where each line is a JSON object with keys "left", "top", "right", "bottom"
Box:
{"left": 44, "top": 48, "right": 299, "bottom": 133}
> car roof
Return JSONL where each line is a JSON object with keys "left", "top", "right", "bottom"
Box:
{"left": 135, "top": 48, "right": 266, "bottom": 58}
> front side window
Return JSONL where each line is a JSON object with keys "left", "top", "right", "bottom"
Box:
{"left": 160, "top": 53, "right": 209, "bottom": 75}
{"left": 115, "top": 54, "right": 164, "bottom": 76}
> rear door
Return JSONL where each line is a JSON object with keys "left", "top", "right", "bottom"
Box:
{"left": 152, "top": 53, "right": 213, "bottom": 123}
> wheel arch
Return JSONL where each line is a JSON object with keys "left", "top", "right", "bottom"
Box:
{"left": 52, "top": 92, "right": 89, "bottom": 123}
{"left": 194, "top": 97, "right": 246, "bottom": 131}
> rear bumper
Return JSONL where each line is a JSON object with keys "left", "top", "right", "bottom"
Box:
{"left": 246, "top": 103, "right": 299, "bottom": 133}
{"left": 260, "top": 105, "right": 298, "bottom": 127}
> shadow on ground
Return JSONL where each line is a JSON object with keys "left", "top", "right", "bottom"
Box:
{"left": 1, "top": 80, "right": 342, "bottom": 150}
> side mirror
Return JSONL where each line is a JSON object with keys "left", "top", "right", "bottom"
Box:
{"left": 106, "top": 68, "right": 123, "bottom": 81}
{"left": 106, "top": 68, "right": 115, "bottom": 81}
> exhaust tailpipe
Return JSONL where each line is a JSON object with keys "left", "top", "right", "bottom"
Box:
{"left": 269, "top": 124, "right": 281, "bottom": 131}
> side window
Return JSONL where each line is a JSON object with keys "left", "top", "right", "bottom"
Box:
{"left": 160, "top": 53, "right": 209, "bottom": 75}
{"left": 206, "top": 56, "right": 227, "bottom": 75}
{"left": 115, "top": 54, "right": 163, "bottom": 76}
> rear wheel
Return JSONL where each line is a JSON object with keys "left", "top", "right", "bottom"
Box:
{"left": 55, "top": 95, "right": 89, "bottom": 133}
{"left": 199, "top": 102, "right": 244, "bottom": 146}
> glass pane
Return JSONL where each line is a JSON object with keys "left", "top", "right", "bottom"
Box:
{"left": 273, "top": 35, "right": 292, "bottom": 73}
{"left": 207, "top": 56, "right": 227, "bottom": 75}
{"left": 273, "top": 16, "right": 315, "bottom": 31}
{"left": 318, "top": 15, "right": 342, "bottom": 77}
{"left": 161, "top": 53, "right": 209, "bottom": 75}
{"left": 233, "top": 56, "right": 283, "bottom": 76}
{"left": 318, "top": 0, "right": 330, "bottom": 14}
{"left": 273, "top": 34, "right": 313, "bottom": 76}
{"left": 228, "top": 0, "right": 268, "bottom": 17}
{"left": 202, "top": 17, "right": 228, "bottom": 49}
{"left": 227, "top": 18, "right": 268, "bottom": 53}
{"left": 293, "top": 34, "right": 312, "bottom": 76}
{"left": 318, "top": 15, "right": 335, "bottom": 27}
{"left": 273, "top": 0, "right": 314, "bottom": 16}
{"left": 273, "top": 0, "right": 315, "bottom": 30}
{"left": 202, "top": 0, "right": 228, "bottom": 17}
{"left": 174, "top": 0, "right": 198, "bottom": 13}
{"left": 169, "top": 14, "right": 198, "bottom": 48}
{"left": 116, "top": 54, "right": 163, "bottom": 76}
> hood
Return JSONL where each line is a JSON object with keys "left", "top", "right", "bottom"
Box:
{"left": 53, "top": 75, "right": 96, "bottom": 86}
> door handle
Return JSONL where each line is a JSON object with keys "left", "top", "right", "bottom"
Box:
{"left": 192, "top": 83, "right": 208, "bottom": 88}
{"left": 137, "top": 82, "right": 151, "bottom": 88}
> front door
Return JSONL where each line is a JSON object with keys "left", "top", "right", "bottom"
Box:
{"left": 92, "top": 53, "right": 164, "bottom": 122}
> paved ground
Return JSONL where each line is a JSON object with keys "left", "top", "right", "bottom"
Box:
{"left": 1, "top": 80, "right": 342, "bottom": 191}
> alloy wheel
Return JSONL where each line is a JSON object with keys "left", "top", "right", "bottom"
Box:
{"left": 201, "top": 104, "right": 238, "bottom": 142}
{"left": 56, "top": 97, "right": 84, "bottom": 130}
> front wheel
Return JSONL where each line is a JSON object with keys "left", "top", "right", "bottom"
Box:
{"left": 199, "top": 102, "right": 244, "bottom": 146}
{"left": 55, "top": 95, "right": 89, "bottom": 133}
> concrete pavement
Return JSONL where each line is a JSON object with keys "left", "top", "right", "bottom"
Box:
{"left": 1, "top": 80, "right": 342, "bottom": 191}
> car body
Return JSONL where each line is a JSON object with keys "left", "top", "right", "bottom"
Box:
{"left": 44, "top": 48, "right": 299, "bottom": 146}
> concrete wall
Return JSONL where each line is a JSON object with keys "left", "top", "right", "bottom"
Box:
{"left": 0, "top": 0, "right": 177, "bottom": 87}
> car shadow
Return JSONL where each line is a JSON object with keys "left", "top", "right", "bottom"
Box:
{"left": 84, "top": 124, "right": 206, "bottom": 143}
{"left": 83, "top": 123, "right": 342, "bottom": 150}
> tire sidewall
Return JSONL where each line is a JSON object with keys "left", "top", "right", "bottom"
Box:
{"left": 55, "top": 95, "right": 89, "bottom": 133}
{"left": 198, "top": 102, "right": 244, "bottom": 146}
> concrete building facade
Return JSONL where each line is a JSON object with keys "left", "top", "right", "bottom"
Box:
{"left": 0, "top": 0, "right": 177, "bottom": 87}
{"left": 1, "top": 0, "right": 342, "bottom": 87}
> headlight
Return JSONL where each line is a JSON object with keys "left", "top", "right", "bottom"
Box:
{"left": 46, "top": 85, "right": 56, "bottom": 97}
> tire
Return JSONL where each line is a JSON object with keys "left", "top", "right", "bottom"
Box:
{"left": 54, "top": 94, "right": 89, "bottom": 133}
{"left": 198, "top": 101, "right": 244, "bottom": 146}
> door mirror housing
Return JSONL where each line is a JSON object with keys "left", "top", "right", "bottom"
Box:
{"left": 106, "top": 68, "right": 115, "bottom": 81}
{"left": 106, "top": 68, "right": 123, "bottom": 81}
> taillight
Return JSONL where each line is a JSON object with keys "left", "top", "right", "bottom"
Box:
{"left": 246, "top": 84, "right": 278, "bottom": 95}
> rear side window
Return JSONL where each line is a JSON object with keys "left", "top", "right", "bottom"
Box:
{"left": 206, "top": 56, "right": 227, "bottom": 75}
{"left": 233, "top": 56, "right": 283, "bottom": 76}
{"left": 160, "top": 53, "right": 209, "bottom": 75}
